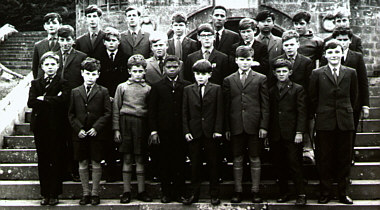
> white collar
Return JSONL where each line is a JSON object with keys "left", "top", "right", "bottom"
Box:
{"left": 129, "top": 28, "right": 141, "bottom": 35}
{"left": 215, "top": 28, "right": 224, "bottom": 35}
{"left": 238, "top": 69, "right": 251, "bottom": 76}
{"left": 107, "top": 49, "right": 118, "bottom": 57}
{"left": 201, "top": 47, "right": 214, "bottom": 54}
{"left": 61, "top": 48, "right": 73, "bottom": 55}
{"left": 44, "top": 74, "right": 56, "bottom": 79}
{"left": 245, "top": 39, "right": 255, "bottom": 47}
{"left": 328, "top": 64, "right": 341, "bottom": 76}
{"left": 173, "top": 34, "right": 185, "bottom": 42}
{"left": 167, "top": 76, "right": 178, "bottom": 82}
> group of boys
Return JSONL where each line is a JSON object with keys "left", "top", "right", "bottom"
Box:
{"left": 28, "top": 3, "right": 369, "bottom": 207}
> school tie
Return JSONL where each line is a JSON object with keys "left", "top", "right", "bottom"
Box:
{"left": 45, "top": 76, "right": 53, "bottom": 90}
{"left": 175, "top": 37, "right": 182, "bottom": 59}
{"left": 204, "top": 50, "right": 210, "bottom": 60}
{"left": 132, "top": 32, "right": 137, "bottom": 44}
{"left": 262, "top": 36, "right": 269, "bottom": 46}
{"left": 289, "top": 56, "right": 295, "bottom": 67}
{"left": 49, "top": 37, "right": 57, "bottom": 50}
{"left": 215, "top": 31, "right": 220, "bottom": 48}
{"left": 332, "top": 68, "right": 338, "bottom": 84}
{"left": 158, "top": 58, "right": 164, "bottom": 74}
{"left": 199, "top": 84, "right": 204, "bottom": 107}
{"left": 91, "top": 33, "right": 97, "bottom": 47}
{"left": 86, "top": 85, "right": 92, "bottom": 97}
{"left": 241, "top": 71, "right": 247, "bottom": 86}
{"left": 110, "top": 52, "right": 115, "bottom": 62}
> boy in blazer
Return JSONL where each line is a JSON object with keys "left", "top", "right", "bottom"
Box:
{"left": 32, "top": 13, "right": 62, "bottom": 79}
{"left": 28, "top": 52, "right": 69, "bottom": 206}
{"left": 120, "top": 6, "right": 151, "bottom": 60}
{"left": 68, "top": 58, "right": 112, "bottom": 206}
{"left": 309, "top": 40, "right": 358, "bottom": 205}
{"left": 223, "top": 46, "right": 269, "bottom": 203}
{"left": 184, "top": 24, "right": 228, "bottom": 85}
{"left": 269, "top": 58, "right": 307, "bottom": 206}
{"left": 182, "top": 59, "right": 223, "bottom": 206}
{"left": 148, "top": 55, "right": 191, "bottom": 203}
{"left": 75, "top": 5, "right": 106, "bottom": 61}
{"left": 167, "top": 13, "right": 198, "bottom": 64}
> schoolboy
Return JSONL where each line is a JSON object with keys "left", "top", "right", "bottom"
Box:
{"left": 28, "top": 52, "right": 69, "bottom": 206}
{"left": 68, "top": 57, "right": 112, "bottom": 206}
{"left": 182, "top": 59, "right": 223, "bottom": 206}
{"left": 113, "top": 54, "right": 152, "bottom": 203}
{"left": 146, "top": 32, "right": 171, "bottom": 85}
{"left": 32, "top": 12, "right": 62, "bottom": 79}
{"left": 148, "top": 55, "right": 191, "bottom": 203}
{"left": 269, "top": 58, "right": 307, "bottom": 206}
{"left": 184, "top": 23, "right": 228, "bottom": 84}
{"left": 309, "top": 40, "right": 358, "bottom": 204}
{"left": 255, "top": 10, "right": 283, "bottom": 62}
{"left": 223, "top": 46, "right": 269, "bottom": 203}
{"left": 231, "top": 18, "right": 269, "bottom": 76}
{"left": 167, "top": 12, "right": 198, "bottom": 64}
{"left": 75, "top": 5, "right": 106, "bottom": 60}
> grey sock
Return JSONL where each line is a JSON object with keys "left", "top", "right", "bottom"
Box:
{"left": 122, "top": 171, "right": 132, "bottom": 193}
{"left": 91, "top": 168, "right": 102, "bottom": 196}
{"left": 79, "top": 168, "right": 90, "bottom": 196}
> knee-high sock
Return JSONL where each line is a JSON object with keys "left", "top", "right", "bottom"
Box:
{"left": 91, "top": 168, "right": 102, "bottom": 196}
{"left": 250, "top": 156, "right": 261, "bottom": 193}
{"left": 79, "top": 168, "right": 90, "bottom": 196}
{"left": 122, "top": 170, "right": 132, "bottom": 193}
{"left": 233, "top": 156, "right": 244, "bottom": 192}
{"left": 136, "top": 163, "right": 145, "bottom": 193}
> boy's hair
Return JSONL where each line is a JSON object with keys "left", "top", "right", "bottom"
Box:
{"left": 43, "top": 12, "right": 62, "bottom": 24}
{"left": 239, "top": 18, "right": 257, "bottom": 31}
{"left": 40, "top": 51, "right": 60, "bottom": 65}
{"left": 171, "top": 12, "right": 187, "bottom": 24}
{"left": 334, "top": 7, "right": 350, "bottom": 20}
{"left": 58, "top": 25, "right": 75, "bottom": 39}
{"left": 236, "top": 45, "right": 254, "bottom": 58}
{"left": 282, "top": 30, "right": 299, "bottom": 42}
{"left": 81, "top": 57, "right": 101, "bottom": 72}
{"left": 324, "top": 39, "right": 344, "bottom": 52}
{"left": 256, "top": 10, "right": 275, "bottom": 22}
{"left": 212, "top": 5, "right": 227, "bottom": 15}
{"left": 127, "top": 54, "right": 147, "bottom": 69}
{"left": 149, "top": 31, "right": 168, "bottom": 44}
{"left": 197, "top": 23, "right": 214, "bottom": 35}
{"left": 125, "top": 6, "right": 141, "bottom": 16}
{"left": 103, "top": 27, "right": 121, "bottom": 41}
{"left": 332, "top": 27, "right": 353, "bottom": 39}
{"left": 164, "top": 55, "right": 180, "bottom": 66}
{"left": 273, "top": 58, "right": 292, "bottom": 71}
{"left": 85, "top": 4, "right": 103, "bottom": 17}
{"left": 292, "top": 11, "right": 311, "bottom": 23}
{"left": 192, "top": 59, "right": 212, "bottom": 73}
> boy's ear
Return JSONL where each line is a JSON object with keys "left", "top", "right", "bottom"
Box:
{"left": 289, "top": 69, "right": 293, "bottom": 75}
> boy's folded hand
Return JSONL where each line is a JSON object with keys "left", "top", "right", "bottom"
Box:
{"left": 225, "top": 131, "right": 231, "bottom": 141}
{"left": 57, "top": 91, "right": 62, "bottom": 96}
{"left": 294, "top": 133, "right": 303, "bottom": 144}
{"left": 37, "top": 96, "right": 44, "bottom": 101}
{"left": 185, "top": 133, "right": 193, "bottom": 142}
{"left": 213, "top": 132, "right": 222, "bottom": 139}
{"left": 148, "top": 133, "right": 160, "bottom": 145}
{"left": 78, "top": 129, "right": 87, "bottom": 139}
{"left": 259, "top": 129, "right": 267, "bottom": 138}
{"left": 114, "top": 130, "right": 121, "bottom": 143}
{"left": 87, "top": 128, "right": 97, "bottom": 137}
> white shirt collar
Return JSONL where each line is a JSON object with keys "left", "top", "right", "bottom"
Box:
{"left": 201, "top": 47, "right": 214, "bottom": 54}
{"left": 61, "top": 48, "right": 73, "bottom": 55}
{"left": 173, "top": 34, "right": 185, "bottom": 43}
{"left": 129, "top": 28, "right": 141, "bottom": 35}
{"left": 215, "top": 28, "right": 224, "bottom": 37}
{"left": 44, "top": 74, "right": 56, "bottom": 79}
{"left": 107, "top": 49, "right": 118, "bottom": 58}
{"left": 343, "top": 48, "right": 349, "bottom": 61}
{"left": 238, "top": 69, "right": 251, "bottom": 76}
{"left": 167, "top": 76, "right": 178, "bottom": 82}
{"left": 328, "top": 64, "right": 341, "bottom": 76}
{"left": 245, "top": 39, "right": 255, "bottom": 47}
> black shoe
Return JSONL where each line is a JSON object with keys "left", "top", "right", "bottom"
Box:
{"left": 252, "top": 192, "right": 263, "bottom": 203}
{"left": 318, "top": 195, "right": 331, "bottom": 204}
{"left": 175, "top": 195, "right": 186, "bottom": 203}
{"left": 79, "top": 195, "right": 91, "bottom": 205}
{"left": 231, "top": 192, "right": 242, "bottom": 203}
{"left": 40, "top": 197, "right": 49, "bottom": 205}
{"left": 137, "top": 191, "right": 152, "bottom": 202}
{"left": 71, "top": 174, "right": 81, "bottom": 182}
{"left": 91, "top": 196, "right": 100, "bottom": 205}
{"left": 161, "top": 195, "right": 171, "bottom": 203}
{"left": 295, "top": 195, "right": 307, "bottom": 206}
{"left": 277, "top": 194, "right": 290, "bottom": 203}
{"left": 211, "top": 197, "right": 221, "bottom": 205}
{"left": 339, "top": 195, "right": 353, "bottom": 204}
{"left": 182, "top": 194, "right": 199, "bottom": 205}
{"left": 120, "top": 192, "right": 131, "bottom": 203}
{"left": 49, "top": 197, "right": 59, "bottom": 206}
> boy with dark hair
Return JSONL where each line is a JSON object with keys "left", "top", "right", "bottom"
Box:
{"left": 309, "top": 40, "right": 358, "bottom": 205}
{"left": 269, "top": 58, "right": 307, "bottom": 206}
{"left": 223, "top": 45, "right": 269, "bottom": 203}
{"left": 75, "top": 5, "right": 106, "bottom": 60}
{"left": 182, "top": 59, "right": 223, "bottom": 206}
{"left": 148, "top": 55, "right": 191, "bottom": 203}
{"left": 231, "top": 18, "right": 269, "bottom": 76}
{"left": 113, "top": 54, "right": 152, "bottom": 203}
{"left": 255, "top": 10, "right": 283, "bottom": 62}
{"left": 68, "top": 57, "right": 112, "bottom": 206}
{"left": 32, "top": 12, "right": 62, "bottom": 79}
{"left": 167, "top": 12, "right": 198, "bottom": 64}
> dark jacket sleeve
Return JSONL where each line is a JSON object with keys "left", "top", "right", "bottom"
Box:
{"left": 148, "top": 84, "right": 159, "bottom": 132}
{"left": 68, "top": 90, "right": 84, "bottom": 134}
{"left": 259, "top": 76, "right": 270, "bottom": 130}
{"left": 214, "top": 85, "right": 224, "bottom": 133}
{"left": 222, "top": 77, "right": 231, "bottom": 132}
{"left": 296, "top": 86, "right": 307, "bottom": 133}
{"left": 182, "top": 87, "right": 190, "bottom": 135}
{"left": 44, "top": 80, "right": 70, "bottom": 106}
{"left": 356, "top": 54, "right": 369, "bottom": 107}
{"left": 27, "top": 80, "right": 42, "bottom": 108}
{"left": 92, "top": 88, "right": 112, "bottom": 132}
{"left": 309, "top": 70, "right": 319, "bottom": 115}
{"left": 32, "top": 45, "right": 39, "bottom": 79}
{"left": 350, "top": 70, "right": 359, "bottom": 110}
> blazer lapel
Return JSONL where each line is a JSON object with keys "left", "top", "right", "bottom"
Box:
{"left": 183, "top": 37, "right": 191, "bottom": 50}
{"left": 279, "top": 82, "right": 292, "bottom": 100}
{"left": 167, "top": 38, "right": 175, "bottom": 54}
{"left": 242, "top": 70, "right": 254, "bottom": 89}
{"left": 79, "top": 85, "right": 87, "bottom": 101}
{"left": 218, "top": 30, "right": 228, "bottom": 49}
{"left": 267, "top": 36, "right": 276, "bottom": 52}
{"left": 93, "top": 30, "right": 104, "bottom": 49}
{"left": 64, "top": 50, "right": 76, "bottom": 69}
{"left": 292, "top": 54, "right": 301, "bottom": 72}
{"left": 191, "top": 84, "right": 201, "bottom": 108}
{"left": 85, "top": 33, "right": 93, "bottom": 51}
{"left": 87, "top": 84, "right": 99, "bottom": 102}
{"left": 344, "top": 50, "right": 354, "bottom": 66}
{"left": 208, "top": 49, "right": 216, "bottom": 62}
{"left": 124, "top": 31, "right": 134, "bottom": 47}
{"left": 134, "top": 30, "right": 144, "bottom": 47}
{"left": 150, "top": 58, "right": 162, "bottom": 76}
{"left": 203, "top": 83, "right": 211, "bottom": 98}
{"left": 323, "top": 66, "right": 337, "bottom": 85}
{"left": 337, "top": 66, "right": 346, "bottom": 85}
{"left": 41, "top": 39, "right": 50, "bottom": 52}
{"left": 232, "top": 72, "right": 243, "bottom": 90}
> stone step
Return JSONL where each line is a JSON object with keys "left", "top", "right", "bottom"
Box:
{"left": 0, "top": 57, "right": 32, "bottom": 62}
{"left": 0, "top": 149, "right": 37, "bottom": 163}
{"left": 3, "top": 136, "right": 35, "bottom": 149}
{"left": 1, "top": 65, "right": 31, "bottom": 71}
{"left": 358, "top": 119, "right": 380, "bottom": 132}
{"left": 0, "top": 46, "right": 33, "bottom": 51}
{"left": 370, "top": 96, "right": 379, "bottom": 107}
{"left": 369, "top": 107, "right": 380, "bottom": 119}
{"left": 354, "top": 146, "right": 380, "bottom": 162}
{"left": 369, "top": 86, "right": 380, "bottom": 96}
{"left": 355, "top": 132, "right": 380, "bottom": 146}
{"left": 0, "top": 200, "right": 379, "bottom": 209}
{"left": 0, "top": 53, "right": 32, "bottom": 58}
{"left": 1, "top": 61, "right": 32, "bottom": 66}
{"left": 0, "top": 180, "right": 379, "bottom": 200}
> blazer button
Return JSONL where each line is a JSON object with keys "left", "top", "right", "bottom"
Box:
{"left": 85, "top": 104, "right": 87, "bottom": 106}
{"left": 87, "top": 112, "right": 89, "bottom": 114}
{"left": 202, "top": 118, "right": 204, "bottom": 121}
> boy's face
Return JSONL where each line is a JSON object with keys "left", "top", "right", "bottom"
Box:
{"left": 58, "top": 36, "right": 75, "bottom": 52}
{"left": 235, "top": 56, "right": 253, "bottom": 72}
{"left": 274, "top": 67, "right": 292, "bottom": 82}
{"left": 81, "top": 70, "right": 99, "bottom": 86}
{"left": 104, "top": 35, "right": 120, "bottom": 52}
{"left": 258, "top": 17, "right": 274, "bottom": 33}
{"left": 128, "top": 65, "right": 145, "bottom": 82}
{"left": 194, "top": 72, "right": 211, "bottom": 85}
{"left": 335, "top": 34, "right": 351, "bottom": 51}
{"left": 172, "top": 21, "right": 186, "bottom": 37}
{"left": 198, "top": 31, "right": 215, "bottom": 49}
{"left": 164, "top": 61, "right": 180, "bottom": 78}
{"left": 85, "top": 12, "right": 101, "bottom": 29}
{"left": 211, "top": 9, "right": 227, "bottom": 29}
{"left": 151, "top": 39, "right": 168, "bottom": 58}
{"left": 41, "top": 57, "right": 59, "bottom": 76}
{"left": 126, "top": 9, "right": 140, "bottom": 28}
{"left": 43, "top": 18, "right": 61, "bottom": 35}
{"left": 283, "top": 38, "right": 299, "bottom": 57}
{"left": 324, "top": 46, "right": 344, "bottom": 66}
{"left": 335, "top": 16, "right": 350, "bottom": 28}
{"left": 239, "top": 28, "right": 255, "bottom": 43}
{"left": 293, "top": 19, "right": 308, "bottom": 36}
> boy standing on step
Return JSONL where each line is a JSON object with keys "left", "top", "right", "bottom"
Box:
{"left": 68, "top": 57, "right": 112, "bottom": 206}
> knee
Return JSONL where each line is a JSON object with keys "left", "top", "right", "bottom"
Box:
{"left": 91, "top": 161, "right": 101, "bottom": 169}
{"left": 79, "top": 160, "right": 89, "bottom": 169}
{"left": 249, "top": 156, "right": 260, "bottom": 168}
